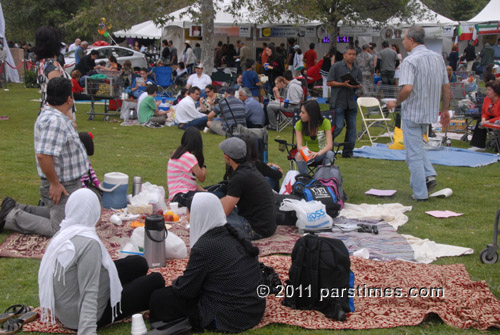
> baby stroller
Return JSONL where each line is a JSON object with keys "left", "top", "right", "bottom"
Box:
{"left": 480, "top": 208, "right": 500, "bottom": 264}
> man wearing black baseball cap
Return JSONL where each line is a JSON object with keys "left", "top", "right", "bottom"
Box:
{"left": 219, "top": 137, "right": 276, "bottom": 240}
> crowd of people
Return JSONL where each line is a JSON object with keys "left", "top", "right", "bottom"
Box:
{"left": 1, "top": 24, "right": 500, "bottom": 335}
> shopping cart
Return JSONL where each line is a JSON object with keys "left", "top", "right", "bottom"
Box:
{"left": 480, "top": 208, "right": 500, "bottom": 264}
{"left": 85, "top": 70, "right": 123, "bottom": 121}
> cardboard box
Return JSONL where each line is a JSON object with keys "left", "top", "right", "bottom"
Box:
{"left": 448, "top": 119, "right": 467, "bottom": 131}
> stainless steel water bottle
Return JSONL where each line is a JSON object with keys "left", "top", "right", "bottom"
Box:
{"left": 132, "top": 176, "right": 142, "bottom": 196}
{"left": 144, "top": 215, "right": 167, "bottom": 268}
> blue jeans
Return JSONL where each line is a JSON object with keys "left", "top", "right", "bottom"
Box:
{"left": 333, "top": 107, "right": 357, "bottom": 154}
{"left": 297, "top": 150, "right": 335, "bottom": 175}
{"left": 178, "top": 116, "right": 208, "bottom": 130}
{"left": 402, "top": 119, "right": 437, "bottom": 199}
{"left": 226, "top": 209, "right": 263, "bottom": 240}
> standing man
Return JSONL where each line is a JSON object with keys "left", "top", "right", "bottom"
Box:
{"left": 479, "top": 42, "right": 494, "bottom": 76}
{"left": 74, "top": 41, "right": 88, "bottom": 65}
{"left": 238, "top": 41, "right": 252, "bottom": 72}
{"left": 168, "top": 40, "right": 178, "bottom": 66}
{"left": 327, "top": 46, "right": 362, "bottom": 158}
{"left": 161, "top": 39, "right": 171, "bottom": 63}
{"left": 356, "top": 44, "right": 375, "bottom": 87}
{"left": 494, "top": 38, "right": 500, "bottom": 62}
{"left": 0, "top": 77, "right": 88, "bottom": 237}
{"left": 378, "top": 41, "right": 399, "bottom": 85}
{"left": 303, "top": 43, "right": 318, "bottom": 69}
{"left": 387, "top": 26, "right": 451, "bottom": 201}
{"left": 463, "top": 41, "right": 476, "bottom": 72}
{"left": 68, "top": 38, "right": 81, "bottom": 52}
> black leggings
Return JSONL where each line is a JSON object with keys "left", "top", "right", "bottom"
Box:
{"left": 97, "top": 255, "right": 165, "bottom": 328}
{"left": 149, "top": 286, "right": 213, "bottom": 331}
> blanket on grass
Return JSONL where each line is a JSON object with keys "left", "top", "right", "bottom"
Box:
{"left": 353, "top": 143, "right": 500, "bottom": 167}
{"left": 22, "top": 255, "right": 500, "bottom": 333}
{"left": 0, "top": 204, "right": 472, "bottom": 263}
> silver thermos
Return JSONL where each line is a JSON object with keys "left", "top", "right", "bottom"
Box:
{"left": 132, "top": 176, "right": 142, "bottom": 196}
{"left": 144, "top": 215, "right": 167, "bottom": 268}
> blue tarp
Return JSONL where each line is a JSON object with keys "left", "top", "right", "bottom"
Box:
{"left": 353, "top": 143, "right": 499, "bottom": 167}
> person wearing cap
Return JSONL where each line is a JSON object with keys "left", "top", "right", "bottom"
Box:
{"left": 292, "top": 45, "right": 304, "bottom": 77}
{"left": 206, "top": 86, "right": 247, "bottom": 136}
{"left": 356, "top": 44, "right": 375, "bottom": 88}
{"left": 185, "top": 64, "right": 212, "bottom": 98}
{"left": 239, "top": 87, "right": 265, "bottom": 128}
{"left": 174, "top": 86, "right": 209, "bottom": 130}
{"left": 219, "top": 137, "right": 276, "bottom": 240}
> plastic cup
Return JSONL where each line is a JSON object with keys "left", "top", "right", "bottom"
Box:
{"left": 131, "top": 313, "right": 147, "bottom": 335}
{"left": 169, "top": 202, "right": 179, "bottom": 211}
{"left": 109, "top": 214, "right": 122, "bottom": 226}
{"left": 284, "top": 99, "right": 290, "bottom": 108}
{"left": 264, "top": 63, "right": 269, "bottom": 70}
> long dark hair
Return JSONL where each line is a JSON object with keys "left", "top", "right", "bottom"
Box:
{"left": 266, "top": 43, "right": 277, "bottom": 62}
{"left": 171, "top": 127, "right": 204, "bottom": 166}
{"left": 33, "top": 26, "right": 62, "bottom": 60}
{"left": 301, "top": 100, "right": 323, "bottom": 136}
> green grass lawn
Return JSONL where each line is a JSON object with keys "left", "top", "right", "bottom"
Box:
{"left": 0, "top": 84, "right": 499, "bottom": 334}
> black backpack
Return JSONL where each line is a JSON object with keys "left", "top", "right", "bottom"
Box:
{"left": 292, "top": 173, "right": 343, "bottom": 219}
{"left": 282, "top": 234, "right": 354, "bottom": 321}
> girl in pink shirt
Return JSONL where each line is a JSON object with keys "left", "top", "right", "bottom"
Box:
{"left": 167, "top": 127, "right": 206, "bottom": 206}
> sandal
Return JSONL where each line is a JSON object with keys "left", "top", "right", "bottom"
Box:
{"left": 0, "top": 311, "right": 37, "bottom": 334}
{"left": 0, "top": 305, "right": 33, "bottom": 324}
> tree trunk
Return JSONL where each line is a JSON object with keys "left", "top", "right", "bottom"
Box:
{"left": 200, "top": 0, "right": 215, "bottom": 75}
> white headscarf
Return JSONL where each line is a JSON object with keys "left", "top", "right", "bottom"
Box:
{"left": 189, "top": 192, "right": 227, "bottom": 248}
{"left": 38, "top": 188, "right": 123, "bottom": 325}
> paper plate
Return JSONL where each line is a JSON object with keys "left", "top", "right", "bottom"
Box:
{"left": 117, "top": 213, "right": 140, "bottom": 221}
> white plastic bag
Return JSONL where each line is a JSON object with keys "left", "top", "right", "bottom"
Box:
{"left": 279, "top": 199, "right": 333, "bottom": 231}
{"left": 130, "top": 182, "right": 167, "bottom": 212}
{"left": 279, "top": 170, "right": 299, "bottom": 194}
{"left": 127, "top": 227, "right": 187, "bottom": 259}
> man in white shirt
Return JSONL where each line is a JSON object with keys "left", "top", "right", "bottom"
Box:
{"left": 68, "top": 38, "right": 81, "bottom": 52}
{"left": 185, "top": 64, "right": 212, "bottom": 97}
{"left": 174, "top": 86, "right": 209, "bottom": 130}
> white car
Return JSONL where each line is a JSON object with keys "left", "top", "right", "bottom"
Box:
{"left": 64, "top": 46, "right": 148, "bottom": 74}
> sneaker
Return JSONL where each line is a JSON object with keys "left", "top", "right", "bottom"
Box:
{"left": 468, "top": 146, "right": 485, "bottom": 152}
{"left": 203, "top": 127, "right": 209, "bottom": 133}
{"left": 411, "top": 194, "right": 428, "bottom": 202}
{"left": 426, "top": 176, "right": 437, "bottom": 192}
{"left": 0, "top": 196, "right": 16, "bottom": 232}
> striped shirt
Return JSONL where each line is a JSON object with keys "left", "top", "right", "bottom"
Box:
{"left": 167, "top": 151, "right": 199, "bottom": 200}
{"left": 399, "top": 45, "right": 449, "bottom": 124}
{"left": 213, "top": 96, "right": 247, "bottom": 129}
{"left": 34, "top": 106, "right": 88, "bottom": 182}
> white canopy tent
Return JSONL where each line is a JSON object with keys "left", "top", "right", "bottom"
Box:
{"left": 114, "top": 20, "right": 163, "bottom": 40}
{"left": 387, "top": 0, "right": 457, "bottom": 27}
{"left": 467, "top": 0, "right": 500, "bottom": 23}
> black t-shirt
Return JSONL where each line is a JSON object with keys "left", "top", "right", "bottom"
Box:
{"left": 227, "top": 162, "right": 276, "bottom": 237}
{"left": 75, "top": 54, "right": 96, "bottom": 76}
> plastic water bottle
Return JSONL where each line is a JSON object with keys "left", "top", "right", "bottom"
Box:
{"left": 445, "top": 138, "right": 451, "bottom": 151}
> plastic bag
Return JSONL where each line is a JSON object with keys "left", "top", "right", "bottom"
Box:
{"left": 279, "top": 199, "right": 333, "bottom": 231}
{"left": 130, "top": 182, "right": 167, "bottom": 212}
{"left": 126, "top": 227, "right": 187, "bottom": 259}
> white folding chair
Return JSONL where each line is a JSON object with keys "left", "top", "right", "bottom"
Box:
{"left": 357, "top": 97, "right": 394, "bottom": 145}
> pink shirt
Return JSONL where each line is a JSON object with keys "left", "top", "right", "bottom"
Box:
{"left": 167, "top": 151, "right": 198, "bottom": 200}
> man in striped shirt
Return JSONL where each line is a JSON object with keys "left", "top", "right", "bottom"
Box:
{"left": 1, "top": 77, "right": 88, "bottom": 236}
{"left": 387, "top": 26, "right": 451, "bottom": 201}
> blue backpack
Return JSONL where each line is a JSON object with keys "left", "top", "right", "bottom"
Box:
{"left": 292, "top": 173, "right": 343, "bottom": 218}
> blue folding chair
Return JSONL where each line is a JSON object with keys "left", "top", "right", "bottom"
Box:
{"left": 153, "top": 66, "right": 176, "bottom": 97}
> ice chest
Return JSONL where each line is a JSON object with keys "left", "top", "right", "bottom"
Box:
{"left": 101, "top": 172, "right": 129, "bottom": 209}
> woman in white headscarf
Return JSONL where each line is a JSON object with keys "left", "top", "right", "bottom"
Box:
{"left": 148, "top": 192, "right": 265, "bottom": 334}
{"left": 39, "top": 188, "right": 165, "bottom": 334}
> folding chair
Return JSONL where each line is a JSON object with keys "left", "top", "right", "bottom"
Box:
{"left": 276, "top": 105, "right": 298, "bottom": 132}
{"left": 211, "top": 70, "right": 232, "bottom": 89}
{"left": 357, "top": 97, "right": 394, "bottom": 145}
{"left": 153, "top": 66, "right": 176, "bottom": 97}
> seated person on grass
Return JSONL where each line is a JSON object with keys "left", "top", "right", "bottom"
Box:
{"left": 131, "top": 68, "right": 155, "bottom": 99}
{"left": 206, "top": 86, "right": 247, "bottom": 136}
{"left": 174, "top": 86, "right": 209, "bottom": 130}
{"left": 39, "top": 189, "right": 164, "bottom": 334}
{"left": 139, "top": 84, "right": 167, "bottom": 125}
{"left": 239, "top": 87, "right": 266, "bottom": 128}
{"left": 219, "top": 137, "right": 276, "bottom": 240}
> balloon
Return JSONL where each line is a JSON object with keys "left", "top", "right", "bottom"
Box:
{"left": 98, "top": 29, "right": 105, "bottom": 35}
{"left": 103, "top": 31, "right": 110, "bottom": 38}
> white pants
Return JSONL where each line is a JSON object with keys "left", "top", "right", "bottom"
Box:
{"left": 322, "top": 75, "right": 330, "bottom": 99}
